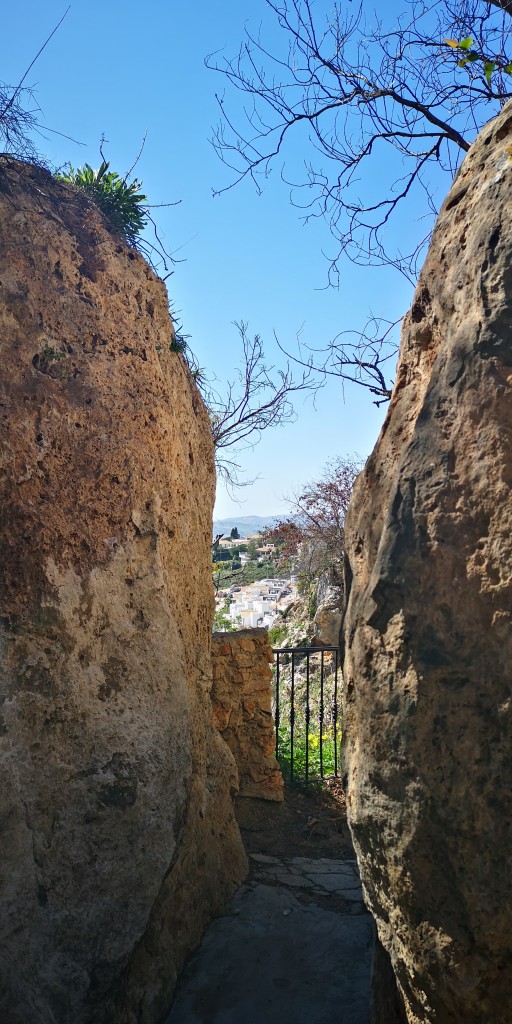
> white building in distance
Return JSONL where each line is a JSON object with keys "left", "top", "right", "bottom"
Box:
{"left": 228, "top": 579, "right": 295, "bottom": 628}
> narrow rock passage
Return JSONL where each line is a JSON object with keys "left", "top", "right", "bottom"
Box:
{"left": 165, "top": 791, "right": 374, "bottom": 1024}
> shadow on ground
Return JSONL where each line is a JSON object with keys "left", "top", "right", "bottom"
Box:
{"left": 165, "top": 784, "right": 374, "bottom": 1024}
{"left": 236, "top": 780, "right": 355, "bottom": 859}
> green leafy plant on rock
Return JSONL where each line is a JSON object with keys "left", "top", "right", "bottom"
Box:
{"left": 169, "top": 334, "right": 188, "bottom": 354}
{"left": 57, "top": 161, "right": 148, "bottom": 246}
{"left": 33, "top": 344, "right": 69, "bottom": 379}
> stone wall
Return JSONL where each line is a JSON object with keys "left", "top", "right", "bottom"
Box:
{"left": 342, "top": 102, "right": 512, "bottom": 1023}
{"left": 212, "top": 629, "right": 284, "bottom": 801}
{"left": 0, "top": 158, "right": 247, "bottom": 1024}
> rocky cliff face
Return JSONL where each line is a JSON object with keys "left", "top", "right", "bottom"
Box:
{"left": 342, "top": 104, "right": 512, "bottom": 1022}
{"left": 312, "top": 573, "right": 343, "bottom": 646}
{"left": 0, "top": 158, "right": 247, "bottom": 1024}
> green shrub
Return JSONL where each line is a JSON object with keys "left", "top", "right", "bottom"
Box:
{"left": 213, "top": 598, "right": 236, "bottom": 632}
{"left": 277, "top": 723, "right": 338, "bottom": 786}
{"left": 57, "top": 161, "right": 147, "bottom": 245}
{"left": 169, "top": 335, "right": 188, "bottom": 354}
{"left": 268, "top": 623, "right": 288, "bottom": 647}
{"left": 273, "top": 650, "right": 341, "bottom": 787}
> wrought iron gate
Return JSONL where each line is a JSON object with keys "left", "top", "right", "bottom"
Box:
{"left": 272, "top": 646, "right": 340, "bottom": 785}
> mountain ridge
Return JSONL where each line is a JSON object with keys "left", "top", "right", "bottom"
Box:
{"left": 213, "top": 515, "right": 280, "bottom": 539}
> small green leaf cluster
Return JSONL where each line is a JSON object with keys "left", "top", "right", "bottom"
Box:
{"left": 277, "top": 723, "right": 338, "bottom": 787}
{"left": 268, "top": 622, "right": 288, "bottom": 647}
{"left": 445, "top": 36, "right": 512, "bottom": 86}
{"left": 169, "top": 335, "right": 188, "bottom": 354}
{"left": 57, "top": 161, "right": 148, "bottom": 246}
{"left": 213, "top": 598, "right": 237, "bottom": 632}
{"left": 40, "top": 344, "right": 66, "bottom": 363}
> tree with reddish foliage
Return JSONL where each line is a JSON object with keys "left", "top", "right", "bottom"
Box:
{"left": 264, "top": 455, "right": 362, "bottom": 585}
{"left": 294, "top": 456, "right": 361, "bottom": 586}
{"left": 263, "top": 518, "right": 305, "bottom": 560}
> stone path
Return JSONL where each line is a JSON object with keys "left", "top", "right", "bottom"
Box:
{"left": 165, "top": 853, "right": 374, "bottom": 1024}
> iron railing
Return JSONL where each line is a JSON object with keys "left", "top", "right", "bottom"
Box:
{"left": 272, "top": 646, "right": 340, "bottom": 785}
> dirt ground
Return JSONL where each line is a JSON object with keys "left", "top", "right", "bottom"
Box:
{"left": 235, "top": 779, "right": 355, "bottom": 860}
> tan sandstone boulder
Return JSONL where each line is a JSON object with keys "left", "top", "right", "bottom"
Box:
{"left": 342, "top": 103, "right": 512, "bottom": 1022}
{"left": 0, "top": 158, "right": 247, "bottom": 1024}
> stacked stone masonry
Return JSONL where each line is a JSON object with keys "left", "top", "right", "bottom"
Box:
{"left": 212, "top": 629, "right": 284, "bottom": 801}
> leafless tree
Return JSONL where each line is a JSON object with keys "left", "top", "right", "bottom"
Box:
{"left": 0, "top": 10, "right": 71, "bottom": 162}
{"left": 202, "top": 321, "right": 316, "bottom": 486}
{"left": 0, "top": 85, "right": 41, "bottom": 162}
{"left": 207, "top": 0, "right": 512, "bottom": 398}
{"left": 275, "top": 314, "right": 401, "bottom": 403}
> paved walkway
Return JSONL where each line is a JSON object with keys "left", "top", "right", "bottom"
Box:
{"left": 165, "top": 853, "right": 374, "bottom": 1024}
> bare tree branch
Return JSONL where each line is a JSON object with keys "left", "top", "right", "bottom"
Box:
{"left": 206, "top": 0, "right": 512, "bottom": 397}
{"left": 199, "top": 322, "right": 317, "bottom": 486}
{"left": 487, "top": 0, "right": 512, "bottom": 15}
{"left": 274, "top": 315, "right": 400, "bottom": 403}
{"left": 0, "top": 9, "right": 72, "bottom": 162}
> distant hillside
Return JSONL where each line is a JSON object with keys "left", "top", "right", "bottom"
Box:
{"left": 213, "top": 515, "right": 280, "bottom": 539}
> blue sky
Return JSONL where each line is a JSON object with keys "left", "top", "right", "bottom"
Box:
{"left": 3, "top": 1, "right": 445, "bottom": 517}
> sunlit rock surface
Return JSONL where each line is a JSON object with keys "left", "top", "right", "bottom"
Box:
{"left": 0, "top": 158, "right": 247, "bottom": 1024}
{"left": 343, "top": 103, "right": 512, "bottom": 1023}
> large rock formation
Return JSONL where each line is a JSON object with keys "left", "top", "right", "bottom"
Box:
{"left": 0, "top": 158, "right": 247, "bottom": 1024}
{"left": 342, "top": 104, "right": 512, "bottom": 1022}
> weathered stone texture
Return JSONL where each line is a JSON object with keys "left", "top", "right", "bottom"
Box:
{"left": 313, "top": 574, "right": 343, "bottom": 646}
{"left": 0, "top": 158, "right": 247, "bottom": 1024}
{"left": 211, "top": 629, "right": 284, "bottom": 801}
{"left": 342, "top": 104, "right": 512, "bottom": 1023}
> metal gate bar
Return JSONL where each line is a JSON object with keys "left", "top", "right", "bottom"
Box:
{"left": 272, "top": 646, "right": 340, "bottom": 785}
